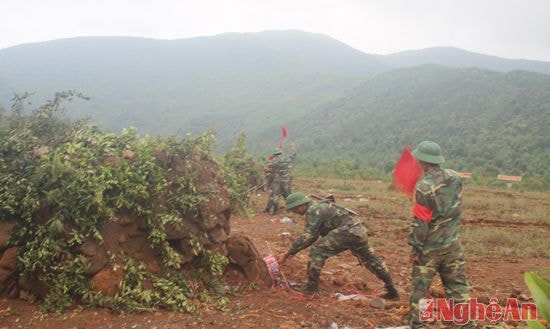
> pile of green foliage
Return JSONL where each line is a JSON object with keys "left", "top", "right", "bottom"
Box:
{"left": 218, "top": 133, "right": 264, "bottom": 215}
{"left": 0, "top": 92, "right": 239, "bottom": 312}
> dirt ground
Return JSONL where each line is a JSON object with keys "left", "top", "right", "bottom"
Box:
{"left": 1, "top": 178, "right": 549, "bottom": 329}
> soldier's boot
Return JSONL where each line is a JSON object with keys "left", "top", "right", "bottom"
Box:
{"left": 296, "top": 268, "right": 320, "bottom": 294}
{"left": 264, "top": 199, "right": 273, "bottom": 213}
{"left": 272, "top": 200, "right": 280, "bottom": 215}
{"left": 378, "top": 272, "right": 399, "bottom": 300}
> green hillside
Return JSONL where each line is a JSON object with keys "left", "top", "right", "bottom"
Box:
{"left": 0, "top": 31, "right": 385, "bottom": 143}
{"left": 266, "top": 65, "right": 550, "bottom": 186}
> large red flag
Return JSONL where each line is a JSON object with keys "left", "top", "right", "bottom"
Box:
{"left": 282, "top": 127, "right": 288, "bottom": 138}
{"left": 392, "top": 145, "right": 422, "bottom": 197}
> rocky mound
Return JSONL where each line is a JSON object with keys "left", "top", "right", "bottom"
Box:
{"left": 0, "top": 93, "right": 269, "bottom": 311}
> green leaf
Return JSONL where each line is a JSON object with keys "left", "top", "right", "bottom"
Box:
{"left": 525, "top": 272, "right": 550, "bottom": 323}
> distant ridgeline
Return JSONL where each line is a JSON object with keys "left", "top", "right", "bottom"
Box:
{"left": 1, "top": 31, "right": 549, "bottom": 189}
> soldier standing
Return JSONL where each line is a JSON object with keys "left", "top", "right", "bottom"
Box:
{"left": 409, "top": 141, "right": 475, "bottom": 329}
{"left": 283, "top": 143, "right": 297, "bottom": 195}
{"left": 277, "top": 192, "right": 399, "bottom": 299}
{"left": 264, "top": 148, "right": 291, "bottom": 214}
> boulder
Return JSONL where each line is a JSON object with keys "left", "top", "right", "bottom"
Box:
{"left": 226, "top": 236, "right": 271, "bottom": 286}
{"left": 0, "top": 221, "right": 16, "bottom": 251}
{"left": 91, "top": 265, "right": 124, "bottom": 297}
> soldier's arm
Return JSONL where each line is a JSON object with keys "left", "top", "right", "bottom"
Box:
{"left": 408, "top": 185, "right": 435, "bottom": 254}
{"left": 287, "top": 207, "right": 323, "bottom": 256}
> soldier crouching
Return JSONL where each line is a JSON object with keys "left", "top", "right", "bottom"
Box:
{"left": 277, "top": 192, "right": 399, "bottom": 299}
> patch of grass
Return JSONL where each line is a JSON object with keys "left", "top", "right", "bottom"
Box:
{"left": 463, "top": 186, "right": 550, "bottom": 224}
{"left": 462, "top": 226, "right": 550, "bottom": 259}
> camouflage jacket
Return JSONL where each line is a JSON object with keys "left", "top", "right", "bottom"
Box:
{"left": 408, "top": 167, "right": 463, "bottom": 255}
{"left": 288, "top": 201, "right": 358, "bottom": 255}
{"left": 265, "top": 154, "right": 292, "bottom": 183}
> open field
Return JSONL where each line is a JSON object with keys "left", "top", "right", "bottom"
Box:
{"left": 1, "top": 177, "right": 549, "bottom": 328}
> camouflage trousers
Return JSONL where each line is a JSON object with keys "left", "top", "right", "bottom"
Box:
{"left": 306, "top": 223, "right": 394, "bottom": 289}
{"left": 410, "top": 243, "right": 475, "bottom": 329}
{"left": 265, "top": 179, "right": 291, "bottom": 213}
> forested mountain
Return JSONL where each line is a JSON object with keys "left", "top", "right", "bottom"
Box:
{"left": 266, "top": 65, "right": 550, "bottom": 183}
{"left": 0, "top": 31, "right": 385, "bottom": 139}
{"left": 1, "top": 30, "right": 549, "bottom": 185}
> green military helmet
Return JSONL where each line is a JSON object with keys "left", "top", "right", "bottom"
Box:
{"left": 272, "top": 148, "right": 282, "bottom": 156}
{"left": 412, "top": 141, "right": 445, "bottom": 164}
{"left": 285, "top": 192, "right": 311, "bottom": 210}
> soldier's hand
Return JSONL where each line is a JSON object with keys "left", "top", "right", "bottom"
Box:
{"left": 277, "top": 252, "right": 290, "bottom": 265}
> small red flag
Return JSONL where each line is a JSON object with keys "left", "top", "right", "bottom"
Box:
{"left": 282, "top": 127, "right": 288, "bottom": 138}
{"left": 392, "top": 145, "right": 422, "bottom": 197}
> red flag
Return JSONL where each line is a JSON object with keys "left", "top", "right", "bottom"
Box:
{"left": 282, "top": 127, "right": 288, "bottom": 138}
{"left": 392, "top": 145, "right": 422, "bottom": 197}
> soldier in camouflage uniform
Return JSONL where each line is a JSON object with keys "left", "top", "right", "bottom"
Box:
{"left": 264, "top": 148, "right": 293, "bottom": 214}
{"left": 409, "top": 141, "right": 475, "bottom": 329}
{"left": 277, "top": 192, "right": 399, "bottom": 299}
{"left": 282, "top": 144, "right": 297, "bottom": 195}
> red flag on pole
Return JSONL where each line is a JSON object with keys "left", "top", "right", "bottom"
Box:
{"left": 392, "top": 145, "right": 422, "bottom": 197}
{"left": 282, "top": 127, "right": 288, "bottom": 138}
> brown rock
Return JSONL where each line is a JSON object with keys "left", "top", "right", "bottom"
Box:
{"left": 176, "top": 240, "right": 197, "bottom": 264}
{"left": 145, "top": 259, "right": 162, "bottom": 274}
{"left": 0, "top": 247, "right": 19, "bottom": 270}
{"left": 18, "top": 276, "right": 49, "bottom": 298}
{"left": 7, "top": 282, "right": 19, "bottom": 299}
{"left": 0, "top": 221, "right": 15, "bottom": 251}
{"left": 0, "top": 267, "right": 15, "bottom": 284}
{"left": 208, "top": 226, "right": 228, "bottom": 244}
{"left": 209, "top": 243, "right": 228, "bottom": 256}
{"left": 226, "top": 236, "right": 271, "bottom": 287}
{"left": 118, "top": 213, "right": 134, "bottom": 227}
{"left": 79, "top": 239, "right": 104, "bottom": 257}
{"left": 78, "top": 239, "right": 109, "bottom": 275}
{"left": 142, "top": 279, "right": 154, "bottom": 291}
{"left": 165, "top": 219, "right": 201, "bottom": 240}
{"left": 370, "top": 297, "right": 386, "bottom": 309}
{"left": 91, "top": 265, "right": 124, "bottom": 297}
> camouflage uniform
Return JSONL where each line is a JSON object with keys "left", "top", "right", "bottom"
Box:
{"left": 265, "top": 154, "right": 292, "bottom": 214}
{"left": 409, "top": 167, "right": 475, "bottom": 329}
{"left": 283, "top": 151, "right": 297, "bottom": 195}
{"left": 288, "top": 201, "right": 396, "bottom": 293}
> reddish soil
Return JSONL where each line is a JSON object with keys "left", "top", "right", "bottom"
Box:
{"left": 1, "top": 190, "right": 549, "bottom": 329}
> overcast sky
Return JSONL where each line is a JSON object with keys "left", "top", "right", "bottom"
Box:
{"left": 2, "top": 0, "right": 549, "bottom": 61}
